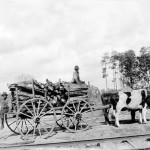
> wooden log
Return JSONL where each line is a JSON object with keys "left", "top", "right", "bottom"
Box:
{"left": 63, "top": 83, "right": 88, "bottom": 92}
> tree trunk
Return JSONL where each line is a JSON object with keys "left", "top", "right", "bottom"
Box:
{"left": 130, "top": 77, "right": 133, "bottom": 89}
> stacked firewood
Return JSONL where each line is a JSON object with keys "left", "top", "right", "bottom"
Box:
{"left": 8, "top": 79, "right": 90, "bottom": 107}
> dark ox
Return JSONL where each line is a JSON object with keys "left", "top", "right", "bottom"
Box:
{"left": 101, "top": 89, "right": 149, "bottom": 127}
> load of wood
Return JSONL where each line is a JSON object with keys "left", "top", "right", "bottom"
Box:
{"left": 8, "top": 80, "right": 89, "bottom": 97}
{"left": 7, "top": 79, "right": 90, "bottom": 107}
{"left": 62, "top": 81, "right": 89, "bottom": 97}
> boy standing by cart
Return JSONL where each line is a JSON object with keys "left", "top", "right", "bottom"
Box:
{"left": 0, "top": 92, "right": 10, "bottom": 130}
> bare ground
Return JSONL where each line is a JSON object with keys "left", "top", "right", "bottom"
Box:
{"left": 1, "top": 109, "right": 150, "bottom": 149}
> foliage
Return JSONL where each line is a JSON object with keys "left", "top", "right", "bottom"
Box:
{"left": 101, "top": 52, "right": 109, "bottom": 78}
{"left": 109, "top": 51, "right": 119, "bottom": 89}
{"left": 108, "top": 50, "right": 138, "bottom": 88}
{"left": 101, "top": 48, "right": 150, "bottom": 89}
{"left": 138, "top": 47, "right": 150, "bottom": 81}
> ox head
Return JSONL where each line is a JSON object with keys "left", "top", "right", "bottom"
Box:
{"left": 141, "top": 90, "right": 146, "bottom": 100}
{"left": 145, "top": 90, "right": 150, "bottom": 108}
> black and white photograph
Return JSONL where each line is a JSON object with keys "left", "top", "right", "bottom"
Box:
{"left": 0, "top": 0, "right": 150, "bottom": 149}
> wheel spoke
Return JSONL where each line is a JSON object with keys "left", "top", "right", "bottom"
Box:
{"left": 62, "top": 117, "right": 68, "bottom": 126}
{"left": 8, "top": 120, "right": 16, "bottom": 126}
{"left": 61, "top": 115, "right": 67, "bottom": 122}
{"left": 39, "top": 110, "right": 52, "bottom": 119}
{"left": 72, "top": 102, "right": 76, "bottom": 112}
{"left": 79, "top": 122, "right": 84, "bottom": 130}
{"left": 40, "top": 120, "right": 52, "bottom": 127}
{"left": 66, "top": 105, "right": 75, "bottom": 114}
{"left": 67, "top": 118, "right": 70, "bottom": 127}
{"left": 37, "top": 99, "right": 41, "bottom": 116}
{"left": 38, "top": 102, "right": 48, "bottom": 116}
{"left": 26, "top": 119, "right": 34, "bottom": 128}
{"left": 20, "top": 120, "right": 24, "bottom": 132}
{"left": 32, "top": 126, "right": 36, "bottom": 139}
{"left": 81, "top": 118, "right": 88, "bottom": 126}
{"left": 77, "top": 100, "right": 81, "bottom": 111}
{"left": 24, "top": 120, "right": 28, "bottom": 131}
{"left": 68, "top": 118, "right": 74, "bottom": 128}
{"left": 14, "top": 125, "right": 18, "bottom": 132}
{"left": 24, "top": 105, "right": 34, "bottom": 116}
{"left": 38, "top": 126, "right": 42, "bottom": 138}
{"left": 14, "top": 119, "right": 21, "bottom": 131}
{"left": 39, "top": 123, "right": 49, "bottom": 134}
{"left": 80, "top": 102, "right": 87, "bottom": 113}
{"left": 31, "top": 100, "right": 36, "bottom": 116}
{"left": 19, "top": 112, "right": 32, "bottom": 118}
{"left": 25, "top": 127, "right": 31, "bottom": 136}
{"left": 17, "top": 119, "right": 21, "bottom": 126}
{"left": 62, "top": 115, "right": 67, "bottom": 119}
{"left": 75, "top": 123, "right": 77, "bottom": 131}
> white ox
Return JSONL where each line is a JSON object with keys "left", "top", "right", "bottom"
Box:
{"left": 112, "top": 89, "right": 147, "bottom": 127}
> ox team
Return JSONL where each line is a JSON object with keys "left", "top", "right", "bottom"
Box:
{"left": 0, "top": 65, "right": 148, "bottom": 129}
{"left": 103, "top": 89, "right": 149, "bottom": 127}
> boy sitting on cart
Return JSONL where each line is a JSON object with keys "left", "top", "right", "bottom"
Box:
{"left": 72, "top": 65, "right": 85, "bottom": 84}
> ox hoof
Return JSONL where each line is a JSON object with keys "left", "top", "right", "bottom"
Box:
{"left": 115, "top": 124, "right": 120, "bottom": 127}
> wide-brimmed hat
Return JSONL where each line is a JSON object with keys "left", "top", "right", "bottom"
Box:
{"left": 74, "top": 65, "right": 79, "bottom": 70}
{"left": 1, "top": 92, "right": 7, "bottom": 96}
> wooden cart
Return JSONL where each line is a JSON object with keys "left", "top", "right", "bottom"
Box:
{"left": 5, "top": 80, "right": 110, "bottom": 139}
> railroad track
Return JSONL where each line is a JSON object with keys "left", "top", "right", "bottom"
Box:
{"left": 2, "top": 110, "right": 150, "bottom": 149}
{"left": 1, "top": 133, "right": 150, "bottom": 149}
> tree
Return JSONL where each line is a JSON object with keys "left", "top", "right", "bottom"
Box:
{"left": 138, "top": 47, "right": 150, "bottom": 87}
{"left": 101, "top": 47, "right": 150, "bottom": 90}
{"left": 111, "top": 50, "right": 139, "bottom": 88}
{"left": 110, "top": 51, "right": 119, "bottom": 90}
{"left": 101, "top": 53, "right": 110, "bottom": 91}
{"left": 139, "top": 47, "right": 150, "bottom": 76}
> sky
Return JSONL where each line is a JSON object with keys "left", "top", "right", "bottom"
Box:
{"left": 0, "top": 0, "right": 150, "bottom": 92}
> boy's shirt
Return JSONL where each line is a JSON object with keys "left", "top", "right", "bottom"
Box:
{"left": 0, "top": 97, "right": 10, "bottom": 117}
{"left": 72, "top": 71, "right": 81, "bottom": 84}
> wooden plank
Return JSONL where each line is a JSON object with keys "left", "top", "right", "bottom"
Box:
{"left": 92, "top": 104, "right": 110, "bottom": 111}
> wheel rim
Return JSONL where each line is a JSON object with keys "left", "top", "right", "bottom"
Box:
{"left": 16, "top": 98, "right": 56, "bottom": 139}
{"left": 61, "top": 99, "right": 93, "bottom": 132}
{"left": 5, "top": 113, "right": 19, "bottom": 134}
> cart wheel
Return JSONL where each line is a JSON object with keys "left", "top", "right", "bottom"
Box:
{"left": 5, "top": 113, "right": 20, "bottom": 134}
{"left": 61, "top": 99, "right": 93, "bottom": 132}
{"left": 16, "top": 98, "right": 56, "bottom": 139}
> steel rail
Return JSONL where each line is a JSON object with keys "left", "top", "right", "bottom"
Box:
{"left": 1, "top": 132, "right": 150, "bottom": 149}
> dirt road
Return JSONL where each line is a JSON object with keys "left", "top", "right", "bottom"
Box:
{"left": 1, "top": 109, "right": 150, "bottom": 149}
